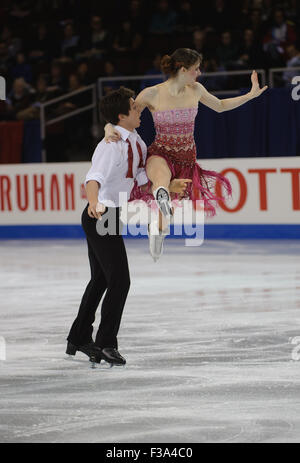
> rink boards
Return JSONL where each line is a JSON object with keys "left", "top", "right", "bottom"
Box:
{"left": 0, "top": 157, "right": 299, "bottom": 239}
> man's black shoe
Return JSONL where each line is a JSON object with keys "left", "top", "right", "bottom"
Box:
{"left": 90, "top": 347, "right": 126, "bottom": 365}
{"left": 66, "top": 341, "right": 96, "bottom": 358}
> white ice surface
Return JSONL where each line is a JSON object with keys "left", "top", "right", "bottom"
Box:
{"left": 0, "top": 238, "right": 300, "bottom": 443}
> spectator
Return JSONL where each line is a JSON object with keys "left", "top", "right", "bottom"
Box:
{"left": 77, "top": 61, "right": 93, "bottom": 86}
{"left": 140, "top": 53, "right": 164, "bottom": 90}
{"left": 240, "top": 0, "right": 273, "bottom": 21}
{"left": 56, "top": 73, "right": 85, "bottom": 115}
{"left": 68, "top": 73, "right": 82, "bottom": 91}
{"left": 191, "top": 29, "right": 208, "bottom": 59}
{"left": 263, "top": 8, "right": 297, "bottom": 66}
{"left": 26, "top": 23, "right": 59, "bottom": 62}
{"left": 6, "top": 77, "right": 33, "bottom": 119}
{"left": 286, "top": 0, "right": 300, "bottom": 24}
{"left": 62, "top": 72, "right": 92, "bottom": 157}
{"left": 201, "top": 26, "right": 221, "bottom": 59}
{"left": 283, "top": 43, "right": 300, "bottom": 85}
{"left": 175, "top": 0, "right": 198, "bottom": 34}
{"left": 102, "top": 60, "right": 120, "bottom": 95}
{"left": 113, "top": 20, "right": 143, "bottom": 56}
{"left": 11, "top": 52, "right": 33, "bottom": 84}
{"left": 34, "top": 74, "right": 52, "bottom": 103}
{"left": 148, "top": 0, "right": 177, "bottom": 35}
{"left": 16, "top": 74, "right": 52, "bottom": 120}
{"left": 80, "top": 15, "right": 110, "bottom": 60}
{"left": 206, "top": 0, "right": 233, "bottom": 33}
{"left": 200, "top": 57, "right": 227, "bottom": 91}
{"left": 1, "top": 26, "right": 22, "bottom": 58}
{"left": 216, "top": 31, "right": 240, "bottom": 70}
{"left": 48, "top": 60, "right": 67, "bottom": 94}
{"left": 236, "top": 28, "right": 265, "bottom": 69}
{"left": 260, "top": 0, "right": 274, "bottom": 22}
{"left": 61, "top": 23, "right": 80, "bottom": 60}
{"left": 247, "top": 8, "right": 267, "bottom": 43}
{"left": 127, "top": 0, "right": 148, "bottom": 33}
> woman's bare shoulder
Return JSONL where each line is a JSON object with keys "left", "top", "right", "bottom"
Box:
{"left": 136, "top": 85, "right": 160, "bottom": 111}
{"left": 189, "top": 82, "right": 204, "bottom": 97}
{"left": 138, "top": 85, "right": 159, "bottom": 100}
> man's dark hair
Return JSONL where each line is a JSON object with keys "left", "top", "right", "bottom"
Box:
{"left": 99, "top": 87, "right": 135, "bottom": 125}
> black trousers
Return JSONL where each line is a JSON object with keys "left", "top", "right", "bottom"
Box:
{"left": 67, "top": 204, "right": 130, "bottom": 349}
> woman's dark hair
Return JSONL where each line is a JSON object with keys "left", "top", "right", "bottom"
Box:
{"left": 99, "top": 86, "right": 135, "bottom": 125}
{"left": 160, "top": 48, "right": 202, "bottom": 76}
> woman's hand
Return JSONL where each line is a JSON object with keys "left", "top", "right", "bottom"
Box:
{"left": 88, "top": 201, "right": 106, "bottom": 219}
{"left": 104, "top": 123, "right": 121, "bottom": 143}
{"left": 169, "top": 178, "right": 192, "bottom": 198}
{"left": 248, "top": 71, "right": 268, "bottom": 99}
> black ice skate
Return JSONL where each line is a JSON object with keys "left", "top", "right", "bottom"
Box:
{"left": 66, "top": 341, "right": 96, "bottom": 358}
{"left": 89, "top": 347, "right": 126, "bottom": 367}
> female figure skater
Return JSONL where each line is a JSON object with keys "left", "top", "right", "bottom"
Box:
{"left": 105, "top": 48, "right": 268, "bottom": 259}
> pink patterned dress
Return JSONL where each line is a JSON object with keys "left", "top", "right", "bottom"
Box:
{"left": 130, "top": 107, "right": 232, "bottom": 216}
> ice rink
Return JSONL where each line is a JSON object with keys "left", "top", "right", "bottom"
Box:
{"left": 0, "top": 238, "right": 300, "bottom": 443}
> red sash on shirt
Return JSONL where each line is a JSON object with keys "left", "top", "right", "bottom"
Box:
{"left": 126, "top": 139, "right": 144, "bottom": 178}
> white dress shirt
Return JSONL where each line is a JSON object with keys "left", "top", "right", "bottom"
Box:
{"left": 85, "top": 125, "right": 149, "bottom": 207}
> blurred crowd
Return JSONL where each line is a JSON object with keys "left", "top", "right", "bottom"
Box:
{"left": 0, "top": 0, "right": 299, "bottom": 122}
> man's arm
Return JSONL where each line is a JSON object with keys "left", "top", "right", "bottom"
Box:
{"left": 85, "top": 180, "right": 104, "bottom": 219}
{"left": 84, "top": 143, "right": 118, "bottom": 218}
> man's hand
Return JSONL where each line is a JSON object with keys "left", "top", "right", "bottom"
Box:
{"left": 88, "top": 201, "right": 106, "bottom": 219}
{"left": 169, "top": 178, "right": 192, "bottom": 198}
{"left": 248, "top": 70, "right": 268, "bottom": 99}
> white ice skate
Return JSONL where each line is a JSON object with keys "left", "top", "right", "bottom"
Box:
{"left": 153, "top": 186, "right": 173, "bottom": 219}
{"left": 147, "top": 220, "right": 169, "bottom": 262}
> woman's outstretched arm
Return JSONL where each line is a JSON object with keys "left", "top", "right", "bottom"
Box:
{"left": 196, "top": 71, "right": 268, "bottom": 113}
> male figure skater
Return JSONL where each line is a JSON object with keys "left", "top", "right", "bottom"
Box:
{"left": 66, "top": 87, "right": 188, "bottom": 366}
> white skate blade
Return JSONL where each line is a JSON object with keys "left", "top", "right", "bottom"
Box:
{"left": 90, "top": 358, "right": 112, "bottom": 369}
{"left": 147, "top": 221, "right": 168, "bottom": 262}
{"left": 91, "top": 360, "right": 125, "bottom": 370}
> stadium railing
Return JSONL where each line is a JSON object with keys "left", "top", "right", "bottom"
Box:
{"left": 39, "top": 84, "right": 97, "bottom": 162}
{"left": 97, "top": 69, "right": 267, "bottom": 98}
{"left": 269, "top": 66, "right": 300, "bottom": 88}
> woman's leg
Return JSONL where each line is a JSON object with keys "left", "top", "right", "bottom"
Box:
{"left": 146, "top": 156, "right": 172, "bottom": 230}
{"left": 146, "top": 155, "right": 172, "bottom": 192}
